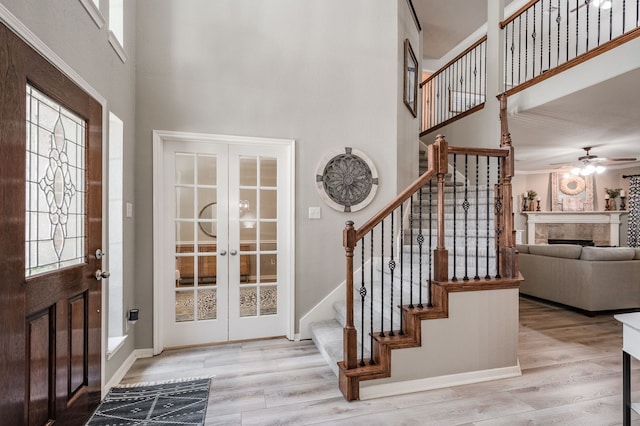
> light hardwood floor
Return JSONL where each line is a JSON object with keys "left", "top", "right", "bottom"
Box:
{"left": 121, "top": 298, "right": 640, "bottom": 425}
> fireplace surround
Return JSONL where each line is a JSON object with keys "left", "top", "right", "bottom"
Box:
{"left": 523, "top": 211, "right": 627, "bottom": 246}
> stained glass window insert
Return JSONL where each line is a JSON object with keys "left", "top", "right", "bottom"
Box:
{"left": 25, "top": 85, "right": 86, "bottom": 277}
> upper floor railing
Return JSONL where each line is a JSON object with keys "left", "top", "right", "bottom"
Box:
{"left": 501, "top": 0, "right": 640, "bottom": 95}
{"left": 420, "top": 36, "right": 487, "bottom": 135}
{"left": 420, "top": 0, "right": 640, "bottom": 135}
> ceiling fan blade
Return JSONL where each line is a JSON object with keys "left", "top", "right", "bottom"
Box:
{"left": 549, "top": 161, "right": 574, "bottom": 166}
{"left": 606, "top": 157, "right": 638, "bottom": 162}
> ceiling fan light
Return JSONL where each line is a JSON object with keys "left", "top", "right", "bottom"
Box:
{"left": 592, "top": 0, "right": 612, "bottom": 9}
{"left": 595, "top": 165, "right": 606, "bottom": 174}
{"left": 571, "top": 167, "right": 581, "bottom": 175}
{"left": 581, "top": 164, "right": 596, "bottom": 175}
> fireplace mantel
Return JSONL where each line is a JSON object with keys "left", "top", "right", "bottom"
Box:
{"left": 523, "top": 211, "right": 628, "bottom": 246}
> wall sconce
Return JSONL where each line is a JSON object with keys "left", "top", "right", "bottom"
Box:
{"left": 128, "top": 309, "right": 139, "bottom": 324}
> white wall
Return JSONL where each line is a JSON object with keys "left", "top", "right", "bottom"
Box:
{"left": 135, "top": 0, "right": 419, "bottom": 344}
{"left": 0, "top": 0, "right": 137, "bottom": 383}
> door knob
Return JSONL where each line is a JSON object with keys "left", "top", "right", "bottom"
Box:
{"left": 230, "top": 249, "right": 238, "bottom": 256}
{"left": 94, "top": 269, "right": 111, "bottom": 281}
{"left": 219, "top": 250, "right": 227, "bottom": 256}
{"left": 95, "top": 249, "right": 105, "bottom": 259}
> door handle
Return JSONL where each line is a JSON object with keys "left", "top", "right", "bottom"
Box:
{"left": 94, "top": 269, "right": 111, "bottom": 281}
{"left": 219, "top": 250, "right": 227, "bottom": 256}
{"left": 230, "top": 250, "right": 238, "bottom": 256}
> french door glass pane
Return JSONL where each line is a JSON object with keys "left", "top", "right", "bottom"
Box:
{"left": 236, "top": 155, "right": 278, "bottom": 317}
{"left": 173, "top": 152, "right": 218, "bottom": 323}
{"left": 25, "top": 85, "right": 86, "bottom": 277}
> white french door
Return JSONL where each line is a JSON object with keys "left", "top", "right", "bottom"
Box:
{"left": 161, "top": 138, "right": 292, "bottom": 347}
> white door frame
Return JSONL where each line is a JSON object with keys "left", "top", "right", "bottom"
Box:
{"left": 152, "top": 130, "right": 295, "bottom": 354}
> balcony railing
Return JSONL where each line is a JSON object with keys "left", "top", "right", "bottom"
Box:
{"left": 420, "top": 36, "right": 487, "bottom": 135}
{"left": 501, "top": 0, "right": 640, "bottom": 94}
{"left": 420, "top": 0, "right": 640, "bottom": 135}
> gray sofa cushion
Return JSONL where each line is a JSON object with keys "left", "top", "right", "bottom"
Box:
{"left": 580, "top": 246, "right": 636, "bottom": 261}
{"left": 516, "top": 244, "right": 529, "bottom": 254}
{"left": 528, "top": 244, "right": 582, "bottom": 259}
{"left": 635, "top": 248, "right": 640, "bottom": 260}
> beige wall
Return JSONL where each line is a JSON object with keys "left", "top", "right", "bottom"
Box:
{"left": 134, "top": 0, "right": 420, "bottom": 346}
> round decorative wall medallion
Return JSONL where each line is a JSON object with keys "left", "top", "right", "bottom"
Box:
{"left": 315, "top": 147, "right": 379, "bottom": 212}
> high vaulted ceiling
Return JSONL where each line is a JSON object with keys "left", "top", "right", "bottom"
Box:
{"left": 413, "top": 0, "right": 640, "bottom": 173}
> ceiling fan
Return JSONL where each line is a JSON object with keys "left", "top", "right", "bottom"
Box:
{"left": 551, "top": 147, "right": 637, "bottom": 175}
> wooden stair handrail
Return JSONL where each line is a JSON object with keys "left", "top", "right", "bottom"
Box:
{"left": 354, "top": 143, "right": 439, "bottom": 241}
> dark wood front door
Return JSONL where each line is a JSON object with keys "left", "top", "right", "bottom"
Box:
{"left": 0, "top": 23, "right": 103, "bottom": 425}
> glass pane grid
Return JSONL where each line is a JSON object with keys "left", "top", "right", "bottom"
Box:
{"left": 25, "top": 85, "right": 86, "bottom": 277}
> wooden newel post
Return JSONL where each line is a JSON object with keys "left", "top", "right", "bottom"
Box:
{"left": 343, "top": 221, "right": 357, "bottom": 370}
{"left": 499, "top": 95, "right": 519, "bottom": 278}
{"left": 433, "top": 135, "right": 449, "bottom": 282}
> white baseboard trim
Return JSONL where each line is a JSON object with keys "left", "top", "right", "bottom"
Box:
{"left": 103, "top": 348, "right": 155, "bottom": 394}
{"left": 359, "top": 362, "right": 522, "bottom": 400}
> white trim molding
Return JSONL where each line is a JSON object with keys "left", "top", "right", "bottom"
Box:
{"left": 108, "top": 30, "right": 128, "bottom": 63}
{"left": 524, "top": 211, "right": 627, "bottom": 246}
{"left": 79, "top": 0, "right": 105, "bottom": 29}
{"left": 152, "top": 130, "right": 296, "bottom": 354}
{"left": 359, "top": 363, "right": 521, "bottom": 400}
{"left": 104, "top": 348, "right": 154, "bottom": 394}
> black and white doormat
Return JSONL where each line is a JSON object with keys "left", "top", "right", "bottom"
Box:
{"left": 85, "top": 378, "right": 211, "bottom": 425}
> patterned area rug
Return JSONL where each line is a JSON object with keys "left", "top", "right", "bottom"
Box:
{"left": 85, "top": 378, "right": 211, "bottom": 425}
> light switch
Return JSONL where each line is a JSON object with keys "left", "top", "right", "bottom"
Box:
{"left": 126, "top": 202, "right": 133, "bottom": 218}
{"left": 308, "top": 206, "right": 321, "bottom": 219}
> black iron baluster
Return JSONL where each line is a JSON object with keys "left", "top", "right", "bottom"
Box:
{"left": 463, "top": 155, "right": 470, "bottom": 281}
{"left": 409, "top": 195, "right": 414, "bottom": 309}
{"left": 598, "top": 1, "right": 602, "bottom": 46}
{"left": 586, "top": 0, "right": 590, "bottom": 52}
{"left": 495, "top": 158, "right": 502, "bottom": 279}
{"left": 485, "top": 157, "right": 491, "bottom": 280}
{"left": 540, "top": 1, "right": 544, "bottom": 74}
{"left": 566, "top": 0, "right": 570, "bottom": 63}
{"left": 399, "top": 203, "right": 404, "bottom": 335}
{"left": 525, "top": 9, "right": 529, "bottom": 80}
{"left": 636, "top": 0, "right": 638, "bottom": 29}
{"left": 623, "top": 0, "right": 627, "bottom": 33}
{"left": 575, "top": 0, "right": 579, "bottom": 58}
{"left": 555, "top": 0, "right": 560, "bottom": 67}
{"left": 452, "top": 154, "right": 458, "bottom": 281}
{"left": 380, "top": 218, "right": 385, "bottom": 337}
{"left": 518, "top": 16, "right": 522, "bottom": 86}
{"left": 510, "top": 20, "right": 515, "bottom": 90}
{"left": 547, "top": 0, "right": 551, "bottom": 71}
{"left": 370, "top": 230, "right": 374, "bottom": 364}
{"left": 389, "top": 211, "right": 395, "bottom": 337}
{"left": 418, "top": 182, "right": 424, "bottom": 308}
{"left": 532, "top": 5, "right": 537, "bottom": 78}
{"left": 427, "top": 179, "right": 432, "bottom": 307}
{"left": 475, "top": 155, "right": 480, "bottom": 281}
{"left": 360, "top": 238, "right": 366, "bottom": 366}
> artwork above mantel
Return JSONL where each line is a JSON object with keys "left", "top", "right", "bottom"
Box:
{"left": 523, "top": 211, "right": 628, "bottom": 246}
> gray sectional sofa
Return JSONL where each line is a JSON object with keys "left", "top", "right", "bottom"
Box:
{"left": 517, "top": 244, "right": 640, "bottom": 315}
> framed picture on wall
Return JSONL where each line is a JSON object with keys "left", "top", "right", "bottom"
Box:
{"left": 403, "top": 39, "right": 418, "bottom": 117}
{"left": 551, "top": 172, "right": 594, "bottom": 211}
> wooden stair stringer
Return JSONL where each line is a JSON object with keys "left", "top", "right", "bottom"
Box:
{"left": 337, "top": 275, "right": 522, "bottom": 401}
